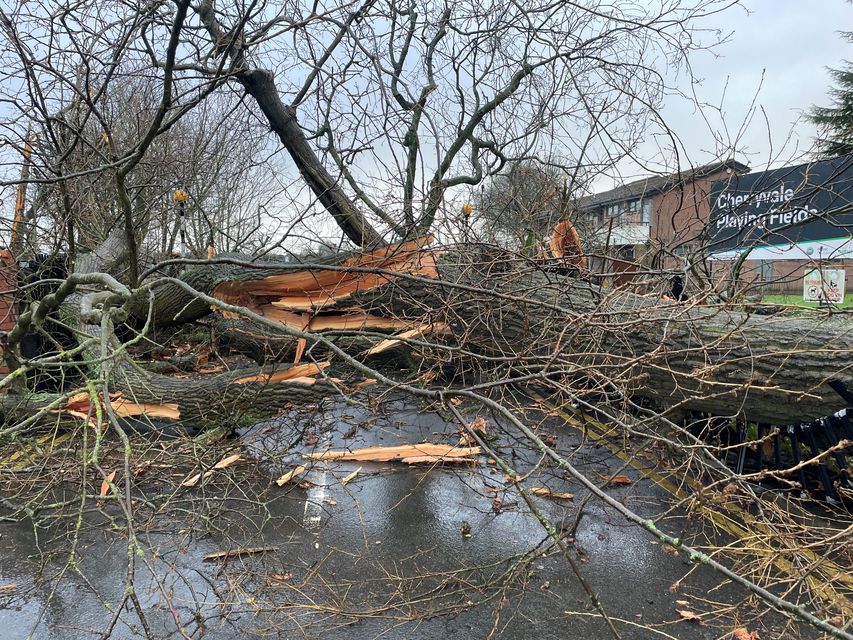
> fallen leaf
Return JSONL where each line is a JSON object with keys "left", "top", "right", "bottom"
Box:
{"left": 341, "top": 467, "right": 361, "bottom": 485}
{"left": 100, "top": 470, "right": 117, "bottom": 498}
{"left": 732, "top": 628, "right": 760, "bottom": 640}
{"left": 528, "top": 487, "right": 574, "bottom": 500}
{"left": 469, "top": 416, "right": 488, "bottom": 432}
{"left": 598, "top": 473, "right": 632, "bottom": 486}
{"left": 133, "top": 461, "right": 152, "bottom": 477}
{"left": 0, "top": 583, "right": 17, "bottom": 594}
{"left": 323, "top": 498, "right": 337, "bottom": 505}
{"left": 270, "top": 572, "right": 292, "bottom": 582}
{"left": 677, "top": 610, "right": 704, "bottom": 624}
{"left": 213, "top": 453, "right": 241, "bottom": 469}
{"left": 275, "top": 465, "right": 307, "bottom": 486}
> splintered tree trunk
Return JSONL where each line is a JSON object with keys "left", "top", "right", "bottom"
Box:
{"left": 16, "top": 237, "right": 851, "bottom": 431}
{"left": 182, "top": 245, "right": 853, "bottom": 426}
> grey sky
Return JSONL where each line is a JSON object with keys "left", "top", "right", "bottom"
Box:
{"left": 659, "top": 0, "right": 852, "bottom": 173}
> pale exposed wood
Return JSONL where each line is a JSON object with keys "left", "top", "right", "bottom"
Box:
{"left": 259, "top": 307, "right": 412, "bottom": 332}
{"left": 366, "top": 323, "right": 449, "bottom": 355}
{"left": 234, "top": 362, "right": 329, "bottom": 385}
{"left": 61, "top": 391, "right": 181, "bottom": 421}
{"left": 263, "top": 253, "right": 439, "bottom": 310}
{"left": 245, "top": 236, "right": 433, "bottom": 294}
{"left": 340, "top": 466, "right": 361, "bottom": 485}
{"left": 304, "top": 443, "right": 481, "bottom": 462}
{"left": 275, "top": 465, "right": 307, "bottom": 486}
{"left": 111, "top": 397, "right": 181, "bottom": 420}
{"left": 400, "top": 455, "right": 479, "bottom": 464}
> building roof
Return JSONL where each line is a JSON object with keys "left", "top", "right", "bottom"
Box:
{"left": 578, "top": 159, "right": 750, "bottom": 209}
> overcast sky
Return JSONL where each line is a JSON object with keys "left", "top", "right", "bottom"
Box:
{"left": 630, "top": 0, "right": 853, "bottom": 179}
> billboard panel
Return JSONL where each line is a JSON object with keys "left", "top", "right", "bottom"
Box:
{"left": 707, "top": 155, "right": 853, "bottom": 260}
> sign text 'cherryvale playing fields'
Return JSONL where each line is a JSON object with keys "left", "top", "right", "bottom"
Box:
{"left": 708, "top": 155, "right": 853, "bottom": 261}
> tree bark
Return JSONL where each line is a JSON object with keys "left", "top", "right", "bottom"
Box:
{"left": 3, "top": 231, "right": 342, "bottom": 433}
{"left": 238, "top": 70, "right": 385, "bottom": 248}
{"left": 189, "top": 246, "right": 853, "bottom": 425}
{"left": 193, "top": 0, "right": 384, "bottom": 248}
{"left": 17, "top": 240, "right": 853, "bottom": 431}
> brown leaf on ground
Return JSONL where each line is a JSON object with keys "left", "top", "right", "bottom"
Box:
{"left": 460, "top": 416, "right": 488, "bottom": 445}
{"left": 733, "top": 628, "right": 760, "bottom": 640}
{"left": 598, "top": 473, "right": 632, "bottom": 486}
{"left": 469, "top": 416, "right": 488, "bottom": 432}
{"left": 99, "top": 470, "right": 116, "bottom": 498}
{"left": 677, "top": 610, "right": 704, "bottom": 624}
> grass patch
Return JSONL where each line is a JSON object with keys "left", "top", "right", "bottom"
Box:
{"left": 761, "top": 293, "right": 853, "bottom": 309}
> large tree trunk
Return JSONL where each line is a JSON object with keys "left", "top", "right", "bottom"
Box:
{"left": 12, "top": 239, "right": 852, "bottom": 432}
{"left": 184, "top": 245, "right": 853, "bottom": 425}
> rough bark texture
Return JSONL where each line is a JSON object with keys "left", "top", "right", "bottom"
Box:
{"left": 16, "top": 238, "right": 853, "bottom": 431}
{"left": 31, "top": 232, "right": 342, "bottom": 431}
{"left": 127, "top": 244, "right": 853, "bottom": 425}
{"left": 355, "top": 249, "right": 853, "bottom": 425}
{"left": 239, "top": 70, "right": 384, "bottom": 248}
{"left": 233, "top": 247, "right": 851, "bottom": 425}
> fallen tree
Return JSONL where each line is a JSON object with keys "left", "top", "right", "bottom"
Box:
{"left": 7, "top": 230, "right": 849, "bottom": 431}
{"left": 0, "top": 232, "right": 343, "bottom": 433}
{"left": 191, "top": 243, "right": 853, "bottom": 425}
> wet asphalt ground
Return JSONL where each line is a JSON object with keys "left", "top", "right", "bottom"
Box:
{"left": 0, "top": 392, "right": 823, "bottom": 639}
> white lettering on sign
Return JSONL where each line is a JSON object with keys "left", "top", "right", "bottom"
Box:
{"left": 714, "top": 181, "right": 817, "bottom": 231}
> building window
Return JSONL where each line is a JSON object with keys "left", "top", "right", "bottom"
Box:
{"left": 597, "top": 199, "right": 652, "bottom": 225}
{"left": 616, "top": 245, "right": 635, "bottom": 261}
{"left": 641, "top": 200, "right": 652, "bottom": 224}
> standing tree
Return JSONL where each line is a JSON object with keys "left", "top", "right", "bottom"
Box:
{"left": 810, "top": 29, "right": 853, "bottom": 156}
{"left": 475, "top": 161, "right": 574, "bottom": 249}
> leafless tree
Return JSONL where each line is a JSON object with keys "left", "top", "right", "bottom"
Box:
{"left": 2, "top": 2, "right": 853, "bottom": 640}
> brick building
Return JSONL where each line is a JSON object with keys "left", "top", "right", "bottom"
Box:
{"left": 575, "top": 160, "right": 750, "bottom": 286}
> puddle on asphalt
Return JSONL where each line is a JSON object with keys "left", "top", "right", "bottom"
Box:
{"left": 0, "top": 395, "right": 816, "bottom": 639}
